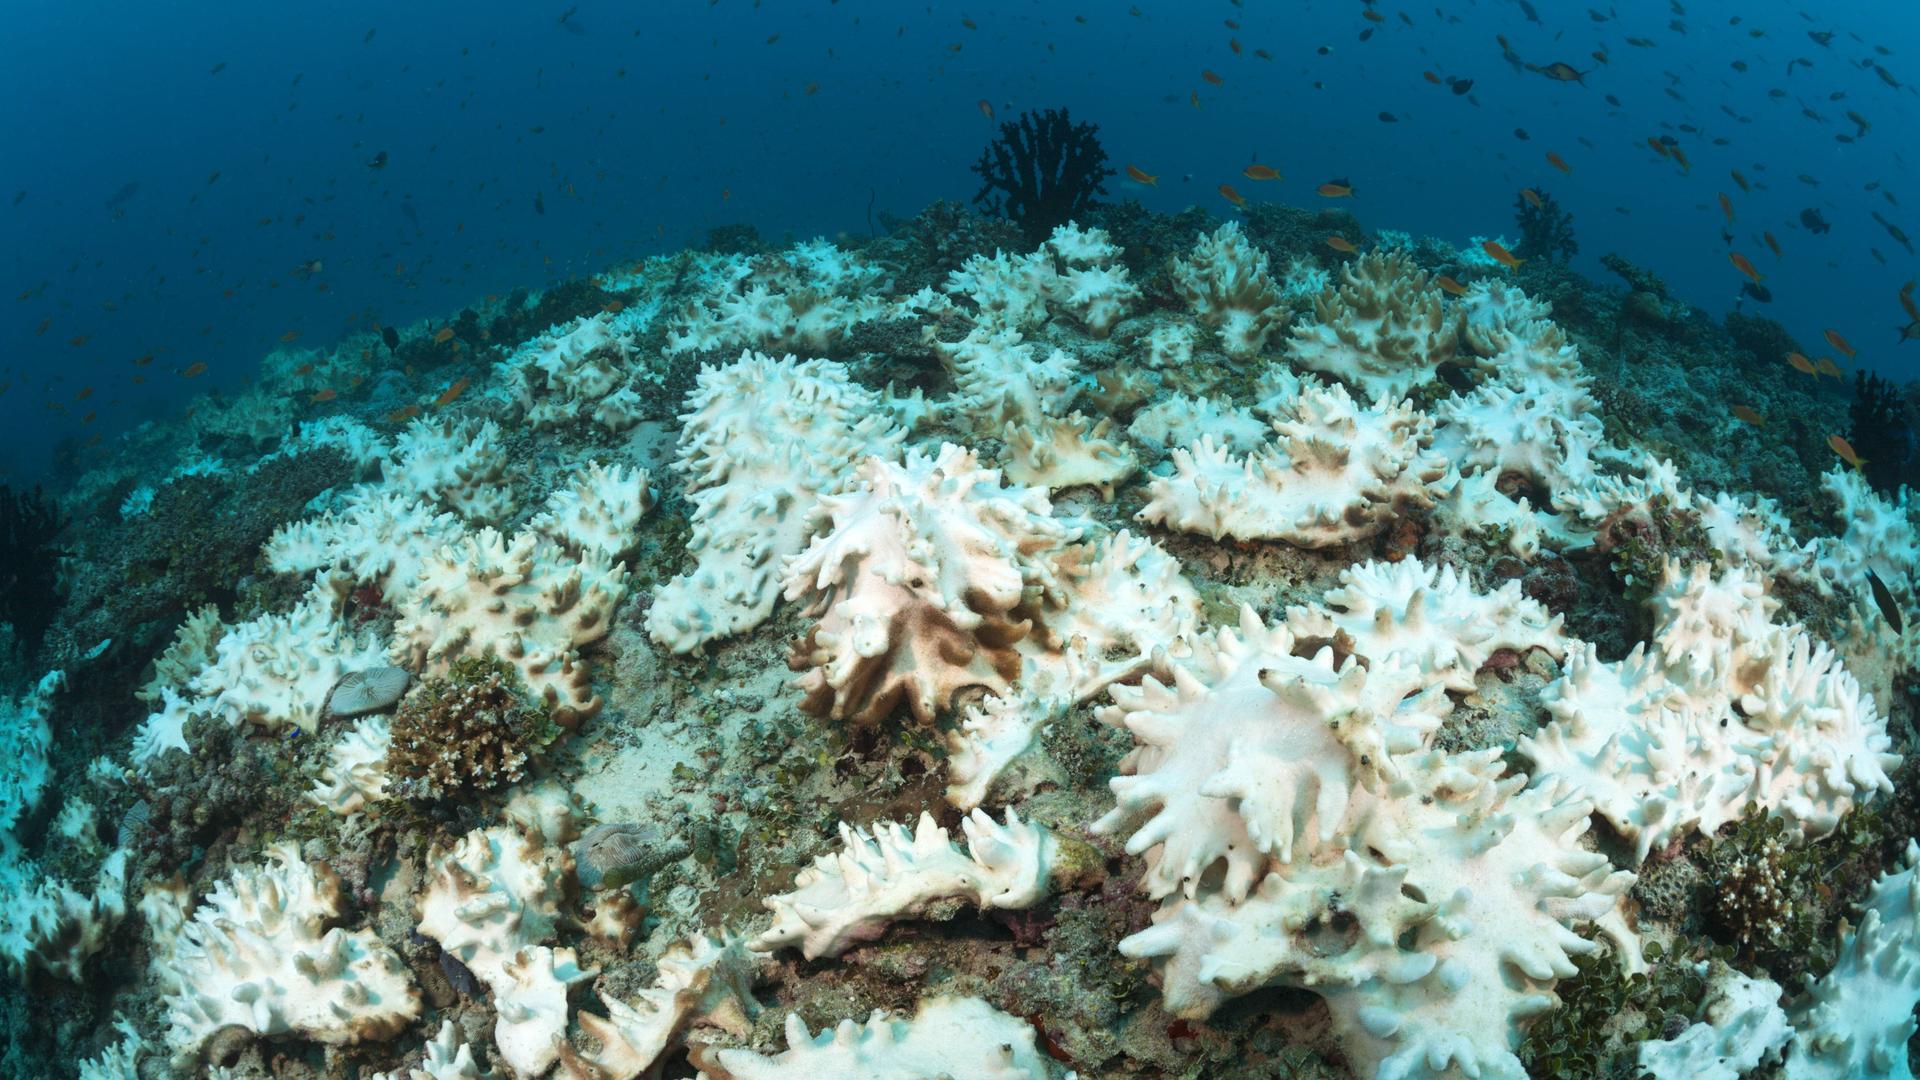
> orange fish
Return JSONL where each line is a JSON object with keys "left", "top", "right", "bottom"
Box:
{"left": 1732, "top": 405, "right": 1766, "bottom": 427}
{"left": 602, "top": 300, "right": 625, "bottom": 314}
{"left": 1317, "top": 181, "right": 1355, "bottom": 198}
{"left": 309, "top": 388, "right": 337, "bottom": 404}
{"left": 1829, "top": 434, "right": 1868, "bottom": 470}
{"left": 295, "top": 362, "right": 315, "bottom": 376}
{"left": 1218, "top": 184, "right": 1247, "bottom": 208}
{"left": 721, "top": 188, "right": 731, "bottom": 201}
{"left": 1521, "top": 188, "right": 1544, "bottom": 208}
{"left": 1126, "top": 164, "right": 1158, "bottom": 186}
{"left": 1326, "top": 235, "right": 1358, "bottom": 254}
{"left": 1815, "top": 357, "right": 1843, "bottom": 379}
{"left": 133, "top": 354, "right": 153, "bottom": 366}
{"left": 1243, "top": 164, "right": 1281, "bottom": 181}
{"left": 34, "top": 318, "right": 49, "bottom": 336}
{"left": 434, "top": 376, "right": 470, "bottom": 407}
{"left": 1229, "top": 38, "right": 1242, "bottom": 55}
{"left": 1201, "top": 70, "right": 1224, "bottom": 87}
{"left": 1435, "top": 274, "right": 1468, "bottom": 297}
{"left": 1824, "top": 329, "right": 1856, "bottom": 358}
{"left": 1424, "top": 71, "right": 1442, "bottom": 84}
{"left": 68, "top": 335, "right": 88, "bottom": 348}
{"left": 1718, "top": 193, "right": 1734, "bottom": 223}
{"left": 74, "top": 387, "right": 92, "bottom": 402}
{"left": 1647, "top": 136, "right": 1671, "bottom": 158}
{"left": 1787, "top": 352, "right": 1817, "bottom": 376}
{"left": 1671, "top": 146, "right": 1691, "bottom": 172}
{"left": 1362, "top": 8, "right": 1385, "bottom": 22}
{"left": 1763, "top": 231, "right": 1782, "bottom": 258}
{"left": 433, "top": 327, "right": 455, "bottom": 344}
{"left": 180, "top": 362, "right": 207, "bottom": 377}
{"left": 81, "top": 411, "right": 96, "bottom": 425}
{"left": 1190, "top": 90, "right": 1201, "bottom": 109}
{"left": 1481, "top": 239, "right": 1524, "bottom": 269}
{"left": 977, "top": 99, "right": 994, "bottom": 120}
{"left": 279, "top": 330, "right": 300, "bottom": 343}
{"left": 1546, "top": 151, "right": 1571, "bottom": 174}
{"left": 1731, "top": 169, "right": 1750, "bottom": 193}
{"left": 1729, "top": 252, "right": 1763, "bottom": 283}
{"left": 131, "top": 375, "right": 146, "bottom": 385}
{"left": 386, "top": 405, "right": 420, "bottom": 423}
{"left": 1900, "top": 281, "right": 1920, "bottom": 324}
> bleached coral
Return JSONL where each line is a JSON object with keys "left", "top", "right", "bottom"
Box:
{"left": 392, "top": 526, "right": 627, "bottom": 721}
{"left": 1638, "top": 965, "right": 1789, "bottom": 1080}
{"left": 783, "top": 443, "right": 1077, "bottom": 725}
{"left": 264, "top": 486, "right": 464, "bottom": 605}
{"left": 667, "top": 240, "right": 891, "bottom": 356}
{"left": 944, "top": 223, "right": 1139, "bottom": 338}
{"left": 308, "top": 714, "right": 392, "bottom": 816}
{"left": 1429, "top": 468, "right": 1591, "bottom": 561}
{"left": 1433, "top": 368, "right": 1608, "bottom": 499}
{"left": 934, "top": 328, "right": 1080, "bottom": 431}
{"left": 1285, "top": 249, "right": 1460, "bottom": 399}
{"left": 529, "top": 460, "right": 654, "bottom": 560}
{"left": 561, "top": 931, "right": 763, "bottom": 1079}
{"left": 0, "top": 670, "right": 62, "bottom": 833}
{"left": 374, "top": 1021, "right": 499, "bottom": 1080}
{"left": 1002, "top": 411, "right": 1136, "bottom": 499}
{"left": 157, "top": 843, "right": 419, "bottom": 1064}
{"left": 1126, "top": 393, "right": 1268, "bottom": 455}
{"left": 1169, "top": 222, "right": 1287, "bottom": 358}
{"left": 257, "top": 415, "right": 392, "bottom": 476}
{"left": 1786, "top": 840, "right": 1920, "bottom": 1079}
{"left": 76, "top": 1017, "right": 144, "bottom": 1080}
{"left": 384, "top": 417, "right": 516, "bottom": 524}
{"left": 499, "top": 313, "right": 649, "bottom": 432}
{"left": 752, "top": 810, "right": 1053, "bottom": 960}
{"left": 494, "top": 945, "right": 596, "bottom": 1078}
{"left": 416, "top": 825, "right": 571, "bottom": 997}
{"left": 0, "top": 848, "right": 128, "bottom": 983}
{"left": 1285, "top": 557, "right": 1568, "bottom": 694}
{"left": 647, "top": 352, "right": 904, "bottom": 654}
{"left": 1094, "top": 606, "right": 1450, "bottom": 901}
{"left": 138, "top": 604, "right": 223, "bottom": 704}
{"left": 1137, "top": 382, "right": 1448, "bottom": 547}
{"left": 192, "top": 576, "right": 388, "bottom": 735}
{"left": 691, "top": 996, "right": 1050, "bottom": 1080}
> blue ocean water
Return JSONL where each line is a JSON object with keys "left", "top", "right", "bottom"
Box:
{"left": 2, "top": 0, "right": 1915, "bottom": 480}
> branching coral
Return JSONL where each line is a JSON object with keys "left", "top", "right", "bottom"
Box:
{"left": 1168, "top": 222, "right": 1288, "bottom": 359}
{"left": 665, "top": 240, "right": 892, "bottom": 357}
{"left": 1137, "top": 381, "right": 1449, "bottom": 547}
{"left": 498, "top": 313, "right": 650, "bottom": 432}
{"left": 386, "top": 657, "right": 558, "bottom": 801}
{"left": 970, "top": 107, "right": 1113, "bottom": 241}
{"left": 647, "top": 352, "right": 904, "bottom": 654}
{"left": 942, "top": 223, "right": 1139, "bottom": 338}
{"left": 158, "top": 843, "right": 420, "bottom": 1066}
{"left": 529, "top": 460, "right": 653, "bottom": 560}
{"left": 751, "top": 810, "right": 1053, "bottom": 960}
{"left": 1285, "top": 249, "right": 1461, "bottom": 399}
{"left": 192, "top": 575, "right": 388, "bottom": 735}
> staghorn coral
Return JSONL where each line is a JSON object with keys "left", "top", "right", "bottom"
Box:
{"left": 1285, "top": 249, "right": 1461, "bottom": 399}
{"left": 386, "top": 656, "right": 558, "bottom": 801}
{"left": 646, "top": 352, "right": 904, "bottom": 655}
{"left": 1137, "top": 381, "right": 1449, "bottom": 547}
{"left": 1168, "top": 222, "right": 1288, "bottom": 359}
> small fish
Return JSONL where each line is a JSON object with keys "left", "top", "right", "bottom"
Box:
{"left": 1729, "top": 252, "right": 1763, "bottom": 283}
{"left": 1191, "top": 90, "right": 1201, "bottom": 109}
{"left": 1514, "top": 128, "right": 1530, "bottom": 141}
{"left": 434, "top": 377, "right": 470, "bottom": 407}
{"left": 1865, "top": 569, "right": 1905, "bottom": 634}
{"left": 1730, "top": 169, "right": 1750, "bottom": 193}
{"left": 1787, "top": 352, "right": 1817, "bottom": 376}
{"left": 133, "top": 354, "right": 152, "bottom": 366}
{"left": 1202, "top": 69, "right": 1224, "bottom": 87}
{"left": 1317, "top": 180, "right": 1355, "bottom": 198}
{"left": 1546, "top": 151, "right": 1571, "bottom": 174}
{"left": 1764, "top": 231, "right": 1782, "bottom": 257}
{"left": 1829, "top": 433, "right": 1868, "bottom": 470}
{"left": 1718, "top": 193, "right": 1734, "bottom": 222}
{"left": 978, "top": 100, "right": 994, "bottom": 120}
{"left": 386, "top": 405, "right": 420, "bottom": 424}
{"left": 68, "top": 335, "right": 87, "bottom": 348}
{"left": 381, "top": 325, "right": 400, "bottom": 355}
{"left": 1326, "top": 235, "right": 1357, "bottom": 254}
{"left": 1521, "top": 188, "right": 1544, "bottom": 208}
{"left": 432, "top": 327, "right": 455, "bottom": 345}
{"left": 1815, "top": 357, "right": 1844, "bottom": 379}
{"left": 74, "top": 387, "right": 92, "bottom": 402}
{"left": 1218, "top": 183, "right": 1247, "bottom": 207}
{"left": 180, "top": 362, "right": 208, "bottom": 378}
{"left": 1732, "top": 405, "right": 1766, "bottom": 426}
{"left": 1435, "top": 275, "right": 1468, "bottom": 297}
{"left": 366, "top": 150, "right": 388, "bottom": 170}
{"left": 1362, "top": 8, "right": 1385, "bottom": 22}
{"left": 1824, "top": 329, "right": 1856, "bottom": 358}
{"left": 310, "top": 388, "right": 337, "bottom": 404}
{"left": 1901, "top": 281, "right": 1919, "bottom": 324}
{"left": 1377, "top": 111, "right": 1399, "bottom": 123}
{"left": 279, "top": 330, "right": 300, "bottom": 344}
{"left": 1126, "top": 164, "right": 1158, "bottom": 186}
{"left": 1242, "top": 164, "right": 1281, "bottom": 181}
{"left": 1424, "top": 71, "right": 1442, "bottom": 84}
{"left": 1481, "top": 239, "right": 1523, "bottom": 269}
{"left": 1528, "top": 61, "right": 1587, "bottom": 83}
{"left": 294, "top": 362, "right": 315, "bottom": 376}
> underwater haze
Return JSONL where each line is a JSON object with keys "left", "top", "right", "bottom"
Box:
{"left": 4, "top": 0, "right": 1918, "bottom": 479}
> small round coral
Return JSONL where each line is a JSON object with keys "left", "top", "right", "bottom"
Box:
{"left": 387, "top": 656, "right": 559, "bottom": 801}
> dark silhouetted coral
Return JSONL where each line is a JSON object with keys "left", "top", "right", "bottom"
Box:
{"left": 970, "top": 107, "right": 1113, "bottom": 242}
{"left": 388, "top": 656, "right": 559, "bottom": 801}
{"left": 1513, "top": 187, "right": 1577, "bottom": 263}
{"left": 1849, "top": 369, "right": 1914, "bottom": 494}
{"left": 0, "top": 485, "right": 65, "bottom": 657}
